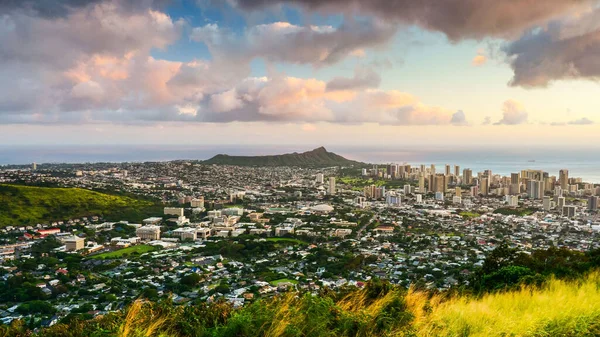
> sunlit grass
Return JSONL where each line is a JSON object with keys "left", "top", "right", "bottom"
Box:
{"left": 409, "top": 271, "right": 600, "bottom": 337}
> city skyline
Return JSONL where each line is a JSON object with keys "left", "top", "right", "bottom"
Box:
{"left": 1, "top": 1, "right": 600, "bottom": 147}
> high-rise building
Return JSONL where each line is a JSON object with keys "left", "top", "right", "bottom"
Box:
{"left": 480, "top": 178, "right": 489, "bottom": 196}
{"left": 589, "top": 196, "right": 599, "bottom": 211}
{"left": 445, "top": 164, "right": 451, "bottom": 176}
{"left": 454, "top": 165, "right": 460, "bottom": 177}
{"left": 430, "top": 164, "right": 436, "bottom": 175}
{"left": 328, "top": 177, "right": 336, "bottom": 195}
{"left": 543, "top": 196, "right": 551, "bottom": 211}
{"left": 558, "top": 196, "right": 566, "bottom": 209}
{"left": 470, "top": 186, "right": 479, "bottom": 196}
{"left": 416, "top": 194, "right": 423, "bottom": 203}
{"left": 386, "top": 164, "right": 397, "bottom": 178}
{"left": 428, "top": 174, "right": 435, "bottom": 193}
{"left": 506, "top": 195, "right": 519, "bottom": 207}
{"left": 364, "top": 185, "right": 385, "bottom": 199}
{"left": 403, "top": 185, "right": 412, "bottom": 195}
{"left": 418, "top": 174, "right": 425, "bottom": 193}
{"left": 316, "top": 173, "right": 324, "bottom": 184}
{"left": 562, "top": 205, "right": 577, "bottom": 217}
{"left": 434, "top": 174, "right": 447, "bottom": 193}
{"left": 527, "top": 180, "right": 544, "bottom": 199}
{"left": 559, "top": 169, "right": 569, "bottom": 190}
{"left": 455, "top": 187, "right": 462, "bottom": 196}
{"left": 32, "top": 162, "right": 37, "bottom": 171}
{"left": 511, "top": 173, "right": 520, "bottom": 185}
{"left": 463, "top": 169, "right": 473, "bottom": 185}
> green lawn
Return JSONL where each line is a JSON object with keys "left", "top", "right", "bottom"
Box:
{"left": 90, "top": 245, "right": 156, "bottom": 259}
{"left": 270, "top": 278, "right": 298, "bottom": 286}
{"left": 266, "top": 238, "right": 307, "bottom": 245}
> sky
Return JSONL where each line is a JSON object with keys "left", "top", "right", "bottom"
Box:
{"left": 1, "top": 0, "right": 600, "bottom": 148}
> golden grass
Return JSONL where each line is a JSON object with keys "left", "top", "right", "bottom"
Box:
{"left": 119, "top": 300, "right": 170, "bottom": 337}
{"left": 408, "top": 272, "right": 600, "bottom": 337}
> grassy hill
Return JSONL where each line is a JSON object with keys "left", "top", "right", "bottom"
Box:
{"left": 6, "top": 271, "right": 600, "bottom": 337}
{"left": 0, "top": 184, "right": 161, "bottom": 226}
{"left": 204, "top": 147, "right": 367, "bottom": 167}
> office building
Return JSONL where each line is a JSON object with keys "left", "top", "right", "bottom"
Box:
{"left": 65, "top": 237, "right": 85, "bottom": 251}
{"left": 136, "top": 226, "right": 161, "bottom": 241}
{"left": 191, "top": 197, "right": 205, "bottom": 208}
{"left": 164, "top": 207, "right": 184, "bottom": 217}
{"left": 173, "top": 228, "right": 197, "bottom": 241}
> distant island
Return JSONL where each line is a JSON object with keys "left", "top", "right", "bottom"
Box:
{"left": 203, "top": 146, "right": 367, "bottom": 167}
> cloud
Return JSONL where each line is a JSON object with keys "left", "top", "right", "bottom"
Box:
{"left": 0, "top": 0, "right": 103, "bottom": 18}
{"left": 209, "top": 89, "right": 245, "bottom": 113}
{"left": 568, "top": 117, "right": 594, "bottom": 125}
{"left": 0, "top": 0, "right": 465, "bottom": 127}
{"left": 472, "top": 54, "right": 487, "bottom": 66}
{"left": 505, "top": 8, "right": 600, "bottom": 87}
{"left": 191, "top": 20, "right": 397, "bottom": 66}
{"left": 495, "top": 100, "right": 528, "bottom": 125}
{"left": 482, "top": 116, "right": 491, "bottom": 125}
{"left": 196, "top": 77, "right": 466, "bottom": 125}
{"left": 234, "top": 0, "right": 591, "bottom": 41}
{"left": 450, "top": 110, "right": 467, "bottom": 125}
{"left": 326, "top": 66, "right": 381, "bottom": 91}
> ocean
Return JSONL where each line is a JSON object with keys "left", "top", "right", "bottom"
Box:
{"left": 1, "top": 145, "right": 599, "bottom": 183}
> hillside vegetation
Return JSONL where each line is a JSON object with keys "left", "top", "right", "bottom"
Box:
{"left": 204, "top": 147, "right": 366, "bottom": 167}
{"left": 0, "top": 184, "right": 161, "bottom": 226}
{"left": 4, "top": 272, "right": 600, "bottom": 337}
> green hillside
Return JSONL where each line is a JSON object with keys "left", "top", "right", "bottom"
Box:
{"left": 204, "top": 147, "right": 367, "bottom": 167}
{"left": 0, "top": 184, "right": 161, "bottom": 226}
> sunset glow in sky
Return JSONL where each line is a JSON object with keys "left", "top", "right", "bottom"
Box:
{"left": 1, "top": 0, "right": 599, "bottom": 147}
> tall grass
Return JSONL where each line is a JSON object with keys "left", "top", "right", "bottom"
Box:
{"left": 410, "top": 271, "right": 600, "bottom": 337}
{"left": 8, "top": 272, "right": 600, "bottom": 336}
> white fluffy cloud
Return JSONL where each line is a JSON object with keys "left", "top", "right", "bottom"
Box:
{"left": 495, "top": 100, "right": 528, "bottom": 125}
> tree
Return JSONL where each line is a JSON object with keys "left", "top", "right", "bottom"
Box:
{"left": 180, "top": 273, "right": 202, "bottom": 287}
